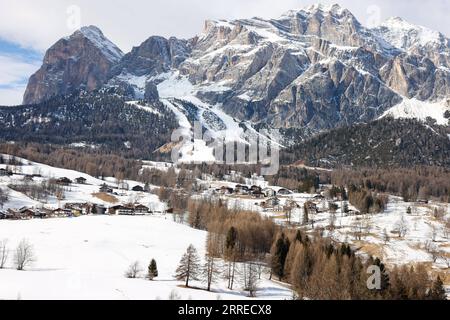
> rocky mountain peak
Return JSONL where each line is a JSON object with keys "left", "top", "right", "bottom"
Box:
{"left": 23, "top": 25, "right": 123, "bottom": 105}
{"left": 375, "top": 17, "right": 447, "bottom": 50}
{"left": 71, "top": 25, "right": 124, "bottom": 62}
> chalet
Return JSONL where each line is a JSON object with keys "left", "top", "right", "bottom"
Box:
{"left": 3, "top": 209, "right": 16, "bottom": 220}
{"left": 0, "top": 168, "right": 13, "bottom": 176}
{"left": 53, "top": 208, "right": 72, "bottom": 217}
{"left": 23, "top": 175, "right": 34, "bottom": 182}
{"left": 134, "top": 204, "right": 149, "bottom": 215}
{"left": 252, "top": 190, "right": 265, "bottom": 199}
{"left": 234, "top": 184, "right": 249, "bottom": 195}
{"left": 116, "top": 205, "right": 133, "bottom": 215}
{"left": 218, "top": 186, "right": 234, "bottom": 195}
{"left": 132, "top": 185, "right": 144, "bottom": 192}
{"left": 109, "top": 205, "right": 134, "bottom": 215}
{"left": 278, "top": 188, "right": 293, "bottom": 196}
{"left": 250, "top": 185, "right": 262, "bottom": 193}
{"left": 93, "top": 204, "right": 107, "bottom": 215}
{"left": 99, "top": 184, "right": 114, "bottom": 194}
{"left": 263, "top": 188, "right": 276, "bottom": 198}
{"left": 64, "top": 204, "right": 83, "bottom": 216}
{"left": 34, "top": 208, "right": 52, "bottom": 219}
{"left": 75, "top": 177, "right": 87, "bottom": 184}
{"left": 56, "top": 177, "right": 72, "bottom": 186}
{"left": 265, "top": 197, "right": 281, "bottom": 207}
{"left": 19, "top": 207, "right": 35, "bottom": 219}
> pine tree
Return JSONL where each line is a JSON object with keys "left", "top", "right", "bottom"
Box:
{"left": 175, "top": 244, "right": 201, "bottom": 287}
{"left": 225, "top": 227, "right": 238, "bottom": 251}
{"left": 294, "top": 230, "right": 302, "bottom": 243}
{"left": 429, "top": 276, "right": 447, "bottom": 300}
{"left": 271, "top": 233, "right": 290, "bottom": 281}
{"left": 148, "top": 258, "right": 158, "bottom": 280}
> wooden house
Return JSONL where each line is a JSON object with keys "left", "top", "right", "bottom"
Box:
{"left": 132, "top": 185, "right": 144, "bottom": 192}
{"left": 134, "top": 204, "right": 149, "bottom": 215}
{"left": 56, "top": 177, "right": 72, "bottom": 186}
{"left": 99, "top": 184, "right": 114, "bottom": 194}
{"left": 278, "top": 188, "right": 293, "bottom": 196}
{"left": 75, "top": 177, "right": 87, "bottom": 184}
{"left": 0, "top": 168, "right": 13, "bottom": 176}
{"left": 234, "top": 184, "right": 249, "bottom": 195}
{"left": 263, "top": 188, "right": 276, "bottom": 197}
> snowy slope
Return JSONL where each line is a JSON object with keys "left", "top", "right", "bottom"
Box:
{"left": 77, "top": 26, "right": 124, "bottom": 62}
{"left": 0, "top": 155, "right": 164, "bottom": 211}
{"left": 0, "top": 215, "right": 292, "bottom": 300}
{"left": 380, "top": 98, "right": 450, "bottom": 125}
{"left": 375, "top": 17, "right": 446, "bottom": 50}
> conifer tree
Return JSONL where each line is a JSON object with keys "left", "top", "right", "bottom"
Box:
{"left": 294, "top": 230, "right": 302, "bottom": 243}
{"left": 429, "top": 276, "right": 447, "bottom": 300}
{"left": 148, "top": 258, "right": 158, "bottom": 280}
{"left": 271, "top": 233, "right": 290, "bottom": 281}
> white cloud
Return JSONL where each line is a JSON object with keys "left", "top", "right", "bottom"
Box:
{"left": 0, "top": 85, "right": 27, "bottom": 106}
{"left": 0, "top": 55, "right": 40, "bottom": 85}
{"left": 0, "top": 55, "right": 40, "bottom": 105}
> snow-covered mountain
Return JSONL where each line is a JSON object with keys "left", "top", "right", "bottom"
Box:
{"left": 21, "top": 4, "right": 450, "bottom": 145}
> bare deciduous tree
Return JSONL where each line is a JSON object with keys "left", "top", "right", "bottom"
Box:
{"left": 0, "top": 239, "right": 8, "bottom": 268}
{"left": 125, "top": 261, "right": 142, "bottom": 278}
{"left": 395, "top": 215, "right": 408, "bottom": 238}
{"left": 14, "top": 239, "right": 35, "bottom": 271}
{"left": 0, "top": 188, "right": 9, "bottom": 208}
{"left": 425, "top": 241, "right": 439, "bottom": 263}
{"left": 242, "top": 262, "right": 259, "bottom": 297}
{"left": 168, "top": 289, "right": 182, "bottom": 300}
{"left": 430, "top": 225, "right": 438, "bottom": 242}
{"left": 175, "top": 244, "right": 201, "bottom": 288}
{"left": 382, "top": 228, "right": 390, "bottom": 244}
{"left": 204, "top": 254, "right": 220, "bottom": 291}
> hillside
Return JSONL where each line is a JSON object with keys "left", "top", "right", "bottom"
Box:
{"left": 282, "top": 118, "right": 450, "bottom": 168}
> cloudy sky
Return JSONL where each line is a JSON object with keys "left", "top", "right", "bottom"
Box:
{"left": 1, "top": 0, "right": 449, "bottom": 105}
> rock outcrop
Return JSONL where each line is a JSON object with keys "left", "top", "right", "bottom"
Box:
{"left": 23, "top": 26, "right": 123, "bottom": 105}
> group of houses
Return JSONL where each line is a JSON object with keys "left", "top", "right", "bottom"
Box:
{"left": 0, "top": 168, "right": 13, "bottom": 176}
{"left": 99, "top": 183, "right": 147, "bottom": 194}
{"left": 0, "top": 202, "right": 154, "bottom": 220}
{"left": 215, "top": 184, "right": 292, "bottom": 198}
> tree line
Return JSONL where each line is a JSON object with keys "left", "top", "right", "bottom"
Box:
{"left": 183, "top": 199, "right": 447, "bottom": 300}
{"left": 332, "top": 166, "right": 450, "bottom": 202}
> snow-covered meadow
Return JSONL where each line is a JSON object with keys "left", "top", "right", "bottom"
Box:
{"left": 0, "top": 215, "right": 292, "bottom": 300}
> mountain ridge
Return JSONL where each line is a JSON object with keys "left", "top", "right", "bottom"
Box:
{"left": 15, "top": 3, "right": 450, "bottom": 164}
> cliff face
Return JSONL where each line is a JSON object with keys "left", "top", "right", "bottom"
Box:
{"left": 23, "top": 26, "right": 123, "bottom": 105}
